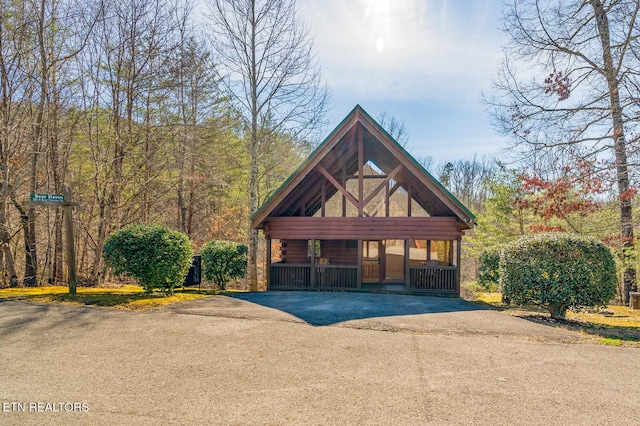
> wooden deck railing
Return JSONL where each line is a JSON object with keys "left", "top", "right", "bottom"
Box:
{"left": 315, "top": 265, "right": 358, "bottom": 289}
{"left": 270, "top": 263, "right": 458, "bottom": 293}
{"left": 409, "top": 266, "right": 457, "bottom": 293}
{"left": 269, "top": 264, "right": 358, "bottom": 289}
{"left": 270, "top": 264, "right": 311, "bottom": 289}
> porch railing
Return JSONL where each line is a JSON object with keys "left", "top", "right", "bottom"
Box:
{"left": 269, "top": 264, "right": 311, "bottom": 289}
{"left": 269, "top": 264, "right": 357, "bottom": 290}
{"left": 270, "top": 263, "right": 458, "bottom": 293}
{"left": 409, "top": 266, "right": 457, "bottom": 293}
{"left": 315, "top": 265, "right": 358, "bottom": 289}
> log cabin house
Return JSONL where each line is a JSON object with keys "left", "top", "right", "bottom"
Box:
{"left": 251, "top": 105, "right": 475, "bottom": 295}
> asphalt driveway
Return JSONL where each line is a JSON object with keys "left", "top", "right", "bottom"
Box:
{"left": 1, "top": 292, "right": 639, "bottom": 425}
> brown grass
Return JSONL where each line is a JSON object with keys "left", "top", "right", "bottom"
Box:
{"left": 470, "top": 291, "right": 640, "bottom": 347}
{"left": 0, "top": 285, "right": 224, "bottom": 310}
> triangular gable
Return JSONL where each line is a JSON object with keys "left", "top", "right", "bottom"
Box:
{"left": 251, "top": 105, "right": 475, "bottom": 230}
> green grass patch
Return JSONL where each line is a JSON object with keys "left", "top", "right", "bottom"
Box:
{"left": 0, "top": 285, "right": 224, "bottom": 310}
{"left": 468, "top": 289, "right": 640, "bottom": 347}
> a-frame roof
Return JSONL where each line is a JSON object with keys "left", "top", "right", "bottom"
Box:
{"left": 251, "top": 105, "right": 475, "bottom": 230}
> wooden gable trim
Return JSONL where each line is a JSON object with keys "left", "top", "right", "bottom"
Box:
{"left": 316, "top": 165, "right": 359, "bottom": 210}
{"left": 361, "top": 163, "right": 403, "bottom": 209}
{"left": 252, "top": 105, "right": 475, "bottom": 230}
{"left": 251, "top": 113, "right": 360, "bottom": 228}
{"left": 357, "top": 124, "right": 364, "bottom": 217}
{"left": 356, "top": 114, "right": 474, "bottom": 225}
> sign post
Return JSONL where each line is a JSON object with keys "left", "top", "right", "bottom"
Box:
{"left": 25, "top": 187, "right": 79, "bottom": 294}
{"left": 63, "top": 186, "right": 77, "bottom": 295}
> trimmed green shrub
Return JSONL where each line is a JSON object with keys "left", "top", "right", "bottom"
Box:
{"left": 478, "top": 248, "right": 501, "bottom": 290}
{"left": 201, "top": 240, "right": 248, "bottom": 290}
{"left": 500, "top": 233, "right": 617, "bottom": 319}
{"left": 104, "top": 223, "right": 193, "bottom": 295}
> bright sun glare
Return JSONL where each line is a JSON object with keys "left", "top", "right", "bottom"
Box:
{"left": 364, "top": 0, "right": 391, "bottom": 53}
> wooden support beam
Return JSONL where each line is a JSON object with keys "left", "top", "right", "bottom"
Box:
{"left": 341, "top": 165, "right": 347, "bottom": 217}
{"left": 321, "top": 182, "right": 326, "bottom": 217}
{"left": 404, "top": 239, "right": 410, "bottom": 290}
{"left": 361, "top": 164, "right": 403, "bottom": 209}
{"left": 357, "top": 125, "right": 364, "bottom": 217}
{"left": 357, "top": 239, "right": 363, "bottom": 289}
{"left": 266, "top": 238, "right": 272, "bottom": 289}
{"left": 385, "top": 183, "right": 390, "bottom": 217}
{"left": 344, "top": 174, "right": 390, "bottom": 180}
{"left": 407, "top": 184, "right": 412, "bottom": 217}
{"left": 317, "top": 165, "right": 359, "bottom": 210}
{"left": 456, "top": 237, "right": 462, "bottom": 294}
{"left": 310, "top": 239, "right": 316, "bottom": 288}
{"left": 389, "top": 181, "right": 401, "bottom": 197}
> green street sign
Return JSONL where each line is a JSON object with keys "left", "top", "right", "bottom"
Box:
{"left": 29, "top": 193, "right": 65, "bottom": 203}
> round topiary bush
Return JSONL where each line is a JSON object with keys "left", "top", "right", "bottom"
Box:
{"left": 201, "top": 240, "right": 248, "bottom": 290}
{"left": 478, "top": 247, "right": 501, "bottom": 290}
{"left": 103, "top": 223, "right": 194, "bottom": 294}
{"left": 500, "top": 233, "right": 617, "bottom": 319}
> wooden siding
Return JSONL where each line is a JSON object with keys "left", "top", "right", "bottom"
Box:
{"left": 322, "top": 240, "right": 358, "bottom": 265}
{"left": 265, "top": 217, "right": 462, "bottom": 240}
{"left": 280, "top": 240, "right": 309, "bottom": 264}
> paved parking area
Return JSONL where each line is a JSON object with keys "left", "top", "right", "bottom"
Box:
{"left": 1, "top": 292, "right": 639, "bottom": 425}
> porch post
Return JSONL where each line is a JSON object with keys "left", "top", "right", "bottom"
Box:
{"left": 404, "top": 239, "right": 410, "bottom": 290}
{"left": 456, "top": 237, "right": 462, "bottom": 295}
{"left": 357, "top": 239, "right": 362, "bottom": 289}
{"left": 266, "top": 238, "right": 271, "bottom": 290}
{"left": 310, "top": 239, "right": 316, "bottom": 288}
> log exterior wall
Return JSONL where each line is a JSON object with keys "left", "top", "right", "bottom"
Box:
{"left": 265, "top": 217, "right": 463, "bottom": 240}
{"left": 280, "top": 240, "right": 309, "bottom": 264}
{"left": 322, "top": 240, "right": 358, "bottom": 265}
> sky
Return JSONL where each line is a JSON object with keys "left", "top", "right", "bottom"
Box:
{"left": 298, "top": 0, "right": 510, "bottom": 166}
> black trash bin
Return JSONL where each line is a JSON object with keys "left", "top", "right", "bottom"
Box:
{"left": 183, "top": 255, "right": 202, "bottom": 288}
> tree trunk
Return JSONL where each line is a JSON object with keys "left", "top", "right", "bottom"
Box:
{"left": 591, "top": 0, "right": 637, "bottom": 304}
{"left": 248, "top": 0, "right": 259, "bottom": 292}
{"left": 549, "top": 303, "right": 567, "bottom": 320}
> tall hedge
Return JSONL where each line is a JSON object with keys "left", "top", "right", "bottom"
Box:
{"left": 201, "top": 240, "right": 248, "bottom": 290}
{"left": 104, "top": 223, "right": 193, "bottom": 294}
{"left": 500, "top": 233, "right": 617, "bottom": 319}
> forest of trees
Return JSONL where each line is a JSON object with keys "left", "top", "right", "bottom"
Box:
{"left": 0, "top": 0, "right": 322, "bottom": 287}
{"left": 1, "top": 0, "right": 638, "bottom": 302}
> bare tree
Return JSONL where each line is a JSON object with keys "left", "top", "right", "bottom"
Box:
{"left": 437, "top": 155, "right": 496, "bottom": 211}
{"left": 166, "top": 0, "right": 221, "bottom": 237}
{"left": 377, "top": 112, "right": 409, "bottom": 146}
{"left": 207, "top": 0, "right": 329, "bottom": 291}
{"left": 486, "top": 0, "right": 640, "bottom": 303}
{"left": 79, "top": 0, "right": 176, "bottom": 284}
{"left": 0, "top": 0, "right": 33, "bottom": 287}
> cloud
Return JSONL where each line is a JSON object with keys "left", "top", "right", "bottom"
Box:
{"left": 301, "top": 0, "right": 504, "bottom": 102}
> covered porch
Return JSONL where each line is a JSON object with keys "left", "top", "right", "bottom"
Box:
{"left": 264, "top": 217, "right": 462, "bottom": 295}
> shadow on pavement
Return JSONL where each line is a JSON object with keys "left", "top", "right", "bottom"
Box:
{"left": 229, "top": 291, "right": 484, "bottom": 326}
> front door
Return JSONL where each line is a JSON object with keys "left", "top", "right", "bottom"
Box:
{"left": 362, "top": 240, "right": 381, "bottom": 282}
